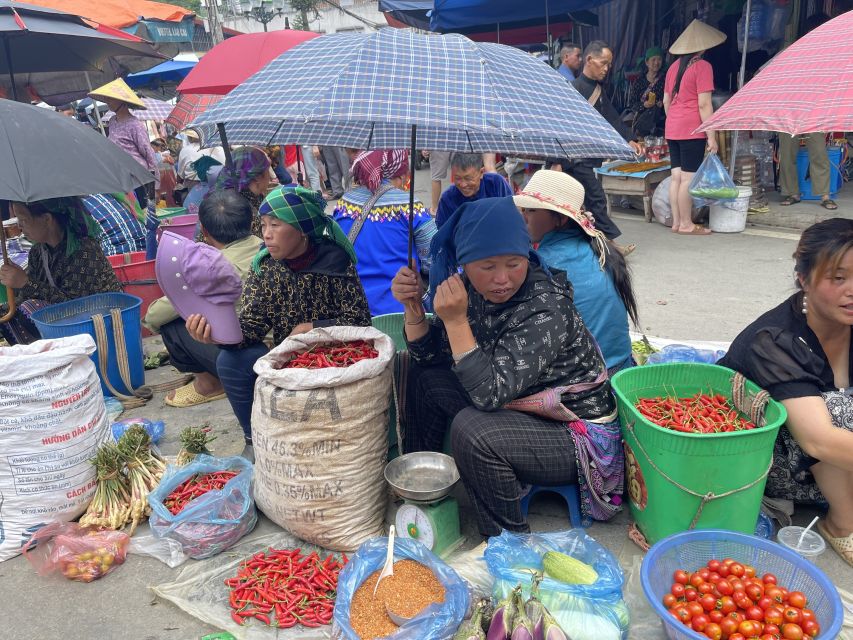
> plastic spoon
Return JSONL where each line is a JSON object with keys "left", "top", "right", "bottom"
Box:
{"left": 797, "top": 516, "right": 820, "bottom": 549}
{"left": 373, "top": 524, "right": 395, "bottom": 596}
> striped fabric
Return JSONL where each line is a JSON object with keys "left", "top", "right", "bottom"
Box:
{"left": 191, "top": 29, "right": 633, "bottom": 159}
{"left": 698, "top": 11, "right": 853, "bottom": 136}
{"left": 166, "top": 93, "right": 223, "bottom": 131}
{"left": 82, "top": 194, "right": 147, "bottom": 257}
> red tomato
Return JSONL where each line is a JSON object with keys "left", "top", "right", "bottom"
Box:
{"left": 739, "top": 620, "right": 760, "bottom": 636}
{"left": 719, "top": 596, "right": 737, "bottom": 615}
{"left": 734, "top": 592, "right": 755, "bottom": 610}
{"left": 729, "top": 634, "right": 746, "bottom": 640}
{"left": 782, "top": 607, "right": 802, "bottom": 625}
{"left": 686, "top": 587, "right": 700, "bottom": 602}
{"left": 787, "top": 592, "right": 807, "bottom": 609}
{"left": 766, "top": 586, "right": 785, "bottom": 604}
{"left": 800, "top": 609, "right": 816, "bottom": 624}
{"left": 730, "top": 562, "right": 746, "bottom": 577}
{"left": 709, "top": 609, "right": 724, "bottom": 623}
{"left": 747, "top": 606, "right": 765, "bottom": 621}
{"left": 692, "top": 614, "right": 710, "bottom": 632}
{"left": 687, "top": 602, "right": 704, "bottom": 619}
{"left": 717, "top": 579, "right": 734, "bottom": 596}
{"left": 719, "top": 564, "right": 731, "bottom": 578}
{"left": 672, "top": 583, "right": 686, "bottom": 598}
{"left": 707, "top": 559, "right": 721, "bottom": 572}
{"left": 763, "top": 573, "right": 777, "bottom": 585}
{"left": 704, "top": 622, "right": 723, "bottom": 640}
{"left": 744, "top": 564, "right": 757, "bottom": 579}
{"left": 700, "top": 593, "right": 718, "bottom": 612}
{"left": 691, "top": 573, "right": 706, "bottom": 588}
{"left": 764, "top": 606, "right": 784, "bottom": 626}
{"left": 663, "top": 593, "right": 678, "bottom": 608}
{"left": 801, "top": 620, "right": 820, "bottom": 638}
{"left": 758, "top": 596, "right": 774, "bottom": 611}
{"left": 698, "top": 567, "right": 711, "bottom": 580}
{"left": 708, "top": 571, "right": 721, "bottom": 583}
{"left": 730, "top": 577, "right": 746, "bottom": 592}
{"left": 674, "top": 569, "right": 690, "bottom": 585}
{"left": 699, "top": 582, "right": 716, "bottom": 594}
{"left": 781, "top": 623, "right": 804, "bottom": 640}
{"left": 674, "top": 605, "right": 692, "bottom": 624}
{"left": 764, "top": 623, "right": 781, "bottom": 636}
{"left": 761, "top": 635, "right": 779, "bottom": 640}
{"left": 746, "top": 582, "right": 765, "bottom": 601}
{"left": 720, "top": 617, "right": 739, "bottom": 637}
{"left": 728, "top": 611, "right": 745, "bottom": 624}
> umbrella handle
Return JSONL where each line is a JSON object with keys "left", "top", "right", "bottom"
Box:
{"left": 0, "top": 203, "right": 17, "bottom": 323}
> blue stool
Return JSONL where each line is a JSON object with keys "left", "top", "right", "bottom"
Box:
{"left": 520, "top": 484, "right": 586, "bottom": 528}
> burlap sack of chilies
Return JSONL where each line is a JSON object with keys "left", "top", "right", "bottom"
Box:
{"left": 251, "top": 327, "right": 394, "bottom": 551}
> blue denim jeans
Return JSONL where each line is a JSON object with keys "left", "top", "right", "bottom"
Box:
{"left": 217, "top": 343, "right": 269, "bottom": 442}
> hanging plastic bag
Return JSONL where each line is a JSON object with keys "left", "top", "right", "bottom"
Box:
{"left": 147, "top": 454, "right": 257, "bottom": 559}
{"left": 22, "top": 522, "right": 129, "bottom": 582}
{"left": 332, "top": 536, "right": 470, "bottom": 639}
{"left": 485, "top": 530, "right": 629, "bottom": 640}
{"left": 688, "top": 152, "right": 739, "bottom": 206}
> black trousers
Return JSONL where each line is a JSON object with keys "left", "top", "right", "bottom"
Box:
{"left": 547, "top": 160, "right": 621, "bottom": 240}
{"left": 404, "top": 364, "right": 579, "bottom": 536}
{"left": 160, "top": 319, "right": 220, "bottom": 377}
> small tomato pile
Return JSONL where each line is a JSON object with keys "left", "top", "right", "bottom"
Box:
{"left": 163, "top": 470, "right": 238, "bottom": 515}
{"left": 225, "top": 547, "right": 347, "bottom": 629}
{"left": 61, "top": 547, "right": 123, "bottom": 583}
{"left": 284, "top": 340, "right": 378, "bottom": 369}
{"left": 636, "top": 393, "right": 757, "bottom": 434}
{"left": 662, "top": 557, "right": 821, "bottom": 640}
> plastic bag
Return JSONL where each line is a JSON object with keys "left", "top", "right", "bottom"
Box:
{"left": 147, "top": 454, "right": 257, "bottom": 559}
{"left": 645, "top": 344, "right": 727, "bottom": 365}
{"left": 22, "top": 522, "right": 129, "bottom": 582}
{"left": 485, "top": 530, "right": 629, "bottom": 640}
{"left": 111, "top": 417, "right": 165, "bottom": 444}
{"left": 128, "top": 534, "right": 189, "bottom": 568}
{"left": 332, "top": 536, "right": 470, "bottom": 640}
{"left": 688, "top": 153, "right": 739, "bottom": 206}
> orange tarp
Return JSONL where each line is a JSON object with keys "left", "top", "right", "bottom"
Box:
{"left": 18, "top": 0, "right": 193, "bottom": 29}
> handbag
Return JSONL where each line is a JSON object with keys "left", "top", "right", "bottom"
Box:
{"left": 632, "top": 105, "right": 663, "bottom": 136}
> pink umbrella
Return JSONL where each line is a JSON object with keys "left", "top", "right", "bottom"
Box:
{"left": 166, "top": 93, "right": 222, "bottom": 131}
{"left": 698, "top": 10, "right": 853, "bottom": 135}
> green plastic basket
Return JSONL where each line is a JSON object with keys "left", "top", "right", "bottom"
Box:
{"left": 610, "top": 363, "right": 787, "bottom": 545}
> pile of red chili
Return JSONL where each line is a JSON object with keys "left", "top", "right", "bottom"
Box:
{"left": 224, "top": 548, "right": 347, "bottom": 628}
{"left": 163, "top": 470, "right": 238, "bottom": 515}
{"left": 283, "top": 340, "right": 378, "bottom": 369}
{"left": 635, "top": 392, "right": 757, "bottom": 434}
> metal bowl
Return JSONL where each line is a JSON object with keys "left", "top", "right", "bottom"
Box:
{"left": 384, "top": 452, "right": 459, "bottom": 502}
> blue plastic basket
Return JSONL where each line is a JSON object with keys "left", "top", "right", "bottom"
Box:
{"left": 31, "top": 293, "right": 144, "bottom": 398}
{"left": 640, "top": 529, "right": 843, "bottom": 640}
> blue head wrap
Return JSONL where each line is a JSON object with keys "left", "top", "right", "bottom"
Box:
{"left": 428, "top": 197, "right": 549, "bottom": 303}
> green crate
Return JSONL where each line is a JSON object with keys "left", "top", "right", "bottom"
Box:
{"left": 610, "top": 363, "right": 786, "bottom": 545}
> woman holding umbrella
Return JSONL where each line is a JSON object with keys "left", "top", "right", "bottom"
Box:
{"left": 333, "top": 149, "right": 436, "bottom": 316}
{"left": 0, "top": 197, "right": 122, "bottom": 344}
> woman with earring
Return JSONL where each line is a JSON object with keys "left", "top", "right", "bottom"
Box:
{"left": 186, "top": 186, "right": 371, "bottom": 458}
{"left": 211, "top": 146, "right": 274, "bottom": 237}
{"left": 719, "top": 218, "right": 853, "bottom": 566}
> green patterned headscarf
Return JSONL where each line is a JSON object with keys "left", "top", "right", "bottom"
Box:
{"left": 28, "top": 197, "right": 101, "bottom": 257}
{"left": 252, "top": 185, "right": 357, "bottom": 273}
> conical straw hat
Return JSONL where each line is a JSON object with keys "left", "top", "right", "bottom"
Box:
{"left": 88, "top": 78, "right": 146, "bottom": 109}
{"left": 669, "top": 19, "right": 726, "bottom": 56}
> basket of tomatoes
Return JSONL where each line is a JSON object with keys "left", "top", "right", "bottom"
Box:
{"left": 640, "top": 529, "right": 843, "bottom": 640}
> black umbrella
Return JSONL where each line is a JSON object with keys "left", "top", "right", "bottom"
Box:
{"left": 0, "top": 99, "right": 154, "bottom": 319}
{"left": 0, "top": 1, "right": 172, "bottom": 105}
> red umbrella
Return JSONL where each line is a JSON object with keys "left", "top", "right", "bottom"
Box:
{"left": 698, "top": 10, "right": 853, "bottom": 135}
{"left": 177, "top": 30, "right": 320, "bottom": 95}
{"left": 166, "top": 92, "right": 222, "bottom": 130}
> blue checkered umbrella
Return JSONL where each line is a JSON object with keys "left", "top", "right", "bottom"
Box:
{"left": 191, "top": 29, "right": 632, "bottom": 160}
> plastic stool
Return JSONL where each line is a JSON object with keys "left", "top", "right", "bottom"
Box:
{"left": 520, "top": 484, "right": 585, "bottom": 528}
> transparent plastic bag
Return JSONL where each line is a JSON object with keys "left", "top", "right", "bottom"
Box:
{"left": 128, "top": 534, "right": 189, "bottom": 568}
{"left": 332, "top": 536, "right": 470, "bottom": 640}
{"left": 485, "top": 530, "right": 629, "bottom": 640}
{"left": 111, "top": 417, "right": 165, "bottom": 444}
{"left": 147, "top": 454, "right": 257, "bottom": 559}
{"left": 688, "top": 152, "right": 739, "bottom": 206}
{"left": 22, "top": 522, "right": 129, "bottom": 582}
{"left": 645, "top": 344, "right": 727, "bottom": 365}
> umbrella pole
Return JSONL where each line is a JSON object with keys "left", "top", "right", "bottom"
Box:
{"left": 408, "top": 124, "right": 416, "bottom": 268}
{"left": 217, "top": 123, "right": 234, "bottom": 167}
{"left": 3, "top": 38, "right": 19, "bottom": 102}
{"left": 0, "top": 201, "right": 17, "bottom": 323}
{"left": 295, "top": 145, "right": 305, "bottom": 186}
{"left": 85, "top": 72, "right": 107, "bottom": 136}
{"left": 728, "top": 0, "right": 752, "bottom": 176}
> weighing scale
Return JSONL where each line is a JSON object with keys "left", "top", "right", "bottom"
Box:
{"left": 384, "top": 452, "right": 465, "bottom": 558}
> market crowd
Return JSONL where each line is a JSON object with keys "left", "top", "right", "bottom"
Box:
{"left": 1, "top": 21, "right": 850, "bottom": 568}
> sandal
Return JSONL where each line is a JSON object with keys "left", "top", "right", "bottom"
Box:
{"left": 616, "top": 243, "right": 637, "bottom": 256}
{"left": 677, "top": 225, "right": 712, "bottom": 236}
{"left": 817, "top": 520, "right": 853, "bottom": 567}
{"left": 165, "top": 381, "right": 226, "bottom": 408}
{"left": 821, "top": 198, "right": 838, "bottom": 210}
{"left": 780, "top": 196, "right": 801, "bottom": 206}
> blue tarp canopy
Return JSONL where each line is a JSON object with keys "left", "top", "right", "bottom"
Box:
{"left": 428, "top": 0, "right": 613, "bottom": 32}
{"left": 126, "top": 59, "right": 196, "bottom": 88}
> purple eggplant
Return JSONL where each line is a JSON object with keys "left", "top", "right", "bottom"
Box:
{"left": 510, "top": 587, "right": 535, "bottom": 640}
{"left": 539, "top": 608, "right": 570, "bottom": 640}
{"left": 525, "top": 573, "right": 545, "bottom": 629}
{"left": 486, "top": 585, "right": 521, "bottom": 640}
{"left": 454, "top": 600, "right": 486, "bottom": 640}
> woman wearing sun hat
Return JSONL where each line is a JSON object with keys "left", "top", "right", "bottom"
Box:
{"left": 391, "top": 197, "right": 623, "bottom": 537}
{"left": 662, "top": 19, "right": 726, "bottom": 235}
{"left": 89, "top": 78, "right": 157, "bottom": 208}
{"left": 515, "top": 170, "right": 638, "bottom": 374}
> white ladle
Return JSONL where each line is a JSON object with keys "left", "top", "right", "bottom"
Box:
{"left": 797, "top": 516, "right": 820, "bottom": 549}
{"left": 374, "top": 525, "right": 395, "bottom": 596}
